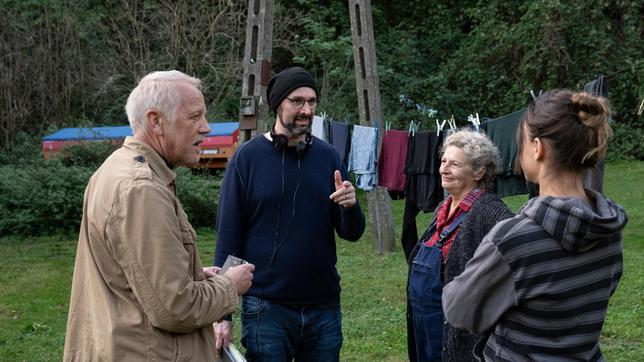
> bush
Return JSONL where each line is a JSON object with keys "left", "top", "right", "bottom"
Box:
{"left": 55, "top": 141, "right": 121, "bottom": 168}
{"left": 175, "top": 168, "right": 221, "bottom": 229}
{"left": 0, "top": 132, "right": 43, "bottom": 166}
{"left": 0, "top": 160, "right": 93, "bottom": 236}
{"left": 0, "top": 158, "right": 222, "bottom": 236}
{"left": 607, "top": 123, "right": 644, "bottom": 161}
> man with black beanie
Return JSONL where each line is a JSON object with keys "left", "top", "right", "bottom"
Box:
{"left": 213, "top": 66, "right": 366, "bottom": 361}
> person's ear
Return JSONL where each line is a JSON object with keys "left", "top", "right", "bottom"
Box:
{"left": 472, "top": 166, "right": 485, "bottom": 181}
{"left": 534, "top": 137, "right": 545, "bottom": 161}
{"left": 146, "top": 109, "right": 163, "bottom": 136}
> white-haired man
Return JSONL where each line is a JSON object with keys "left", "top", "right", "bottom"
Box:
{"left": 64, "top": 70, "right": 254, "bottom": 361}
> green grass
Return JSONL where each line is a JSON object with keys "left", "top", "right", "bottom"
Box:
{"left": 1, "top": 161, "right": 642, "bottom": 361}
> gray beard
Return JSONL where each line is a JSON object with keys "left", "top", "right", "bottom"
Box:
{"left": 280, "top": 117, "right": 311, "bottom": 136}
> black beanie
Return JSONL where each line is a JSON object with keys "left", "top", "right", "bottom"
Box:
{"left": 267, "top": 67, "right": 318, "bottom": 112}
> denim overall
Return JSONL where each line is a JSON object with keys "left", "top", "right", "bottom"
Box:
{"left": 408, "top": 213, "right": 466, "bottom": 362}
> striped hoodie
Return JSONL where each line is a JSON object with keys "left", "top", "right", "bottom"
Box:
{"left": 443, "top": 189, "right": 627, "bottom": 361}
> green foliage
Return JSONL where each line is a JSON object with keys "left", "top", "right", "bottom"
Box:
{"left": 2, "top": 0, "right": 642, "bottom": 159}
{"left": 607, "top": 123, "right": 644, "bottom": 161}
{"left": 0, "top": 132, "right": 42, "bottom": 165}
{"left": 0, "top": 159, "right": 221, "bottom": 236}
{"left": 55, "top": 141, "right": 121, "bottom": 168}
{"left": 0, "top": 160, "right": 93, "bottom": 236}
{"left": 175, "top": 168, "right": 221, "bottom": 229}
{"left": 274, "top": 1, "right": 643, "bottom": 162}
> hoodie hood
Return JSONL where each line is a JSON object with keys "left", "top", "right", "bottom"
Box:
{"left": 520, "top": 189, "right": 628, "bottom": 253}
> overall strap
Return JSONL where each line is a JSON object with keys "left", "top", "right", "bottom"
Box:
{"left": 418, "top": 219, "right": 438, "bottom": 247}
{"left": 434, "top": 212, "right": 467, "bottom": 248}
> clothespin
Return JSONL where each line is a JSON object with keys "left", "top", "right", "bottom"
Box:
{"left": 409, "top": 120, "right": 415, "bottom": 135}
{"left": 448, "top": 115, "right": 457, "bottom": 131}
{"left": 467, "top": 113, "right": 480, "bottom": 131}
{"left": 530, "top": 90, "right": 537, "bottom": 100}
{"left": 385, "top": 121, "right": 392, "bottom": 132}
{"left": 638, "top": 99, "right": 644, "bottom": 116}
{"left": 436, "top": 119, "right": 446, "bottom": 136}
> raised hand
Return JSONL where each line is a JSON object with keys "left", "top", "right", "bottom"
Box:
{"left": 329, "top": 170, "right": 357, "bottom": 208}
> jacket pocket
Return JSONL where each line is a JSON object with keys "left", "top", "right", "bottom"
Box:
{"left": 172, "top": 332, "right": 195, "bottom": 362}
{"left": 179, "top": 218, "right": 199, "bottom": 279}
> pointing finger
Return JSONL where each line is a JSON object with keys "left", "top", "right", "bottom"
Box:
{"left": 334, "top": 170, "right": 343, "bottom": 189}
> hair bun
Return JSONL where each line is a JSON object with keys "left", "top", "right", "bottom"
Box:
{"left": 571, "top": 92, "right": 608, "bottom": 127}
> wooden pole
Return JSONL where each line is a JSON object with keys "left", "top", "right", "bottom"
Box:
{"left": 238, "top": 0, "right": 274, "bottom": 142}
{"left": 348, "top": 0, "right": 395, "bottom": 254}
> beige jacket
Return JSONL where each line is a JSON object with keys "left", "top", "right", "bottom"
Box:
{"left": 64, "top": 137, "right": 237, "bottom": 361}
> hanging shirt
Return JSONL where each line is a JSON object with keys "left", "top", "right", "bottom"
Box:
{"left": 423, "top": 188, "right": 485, "bottom": 263}
{"left": 481, "top": 110, "right": 529, "bottom": 197}
{"left": 404, "top": 131, "right": 444, "bottom": 211}
{"left": 401, "top": 131, "right": 445, "bottom": 259}
{"left": 377, "top": 129, "right": 408, "bottom": 197}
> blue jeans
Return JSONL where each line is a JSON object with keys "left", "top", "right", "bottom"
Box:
{"left": 241, "top": 295, "right": 342, "bottom": 362}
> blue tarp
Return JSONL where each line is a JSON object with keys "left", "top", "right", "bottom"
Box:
{"left": 42, "top": 122, "right": 238, "bottom": 141}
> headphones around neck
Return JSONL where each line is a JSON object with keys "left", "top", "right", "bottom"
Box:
{"left": 270, "top": 127, "right": 313, "bottom": 156}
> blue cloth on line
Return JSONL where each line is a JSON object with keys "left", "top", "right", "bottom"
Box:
{"left": 348, "top": 125, "right": 378, "bottom": 191}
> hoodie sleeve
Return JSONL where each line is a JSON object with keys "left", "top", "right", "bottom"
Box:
{"left": 442, "top": 237, "right": 516, "bottom": 334}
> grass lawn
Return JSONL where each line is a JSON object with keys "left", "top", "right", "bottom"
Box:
{"left": 1, "top": 161, "right": 642, "bottom": 361}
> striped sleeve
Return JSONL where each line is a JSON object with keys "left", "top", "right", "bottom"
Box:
{"left": 443, "top": 235, "right": 516, "bottom": 334}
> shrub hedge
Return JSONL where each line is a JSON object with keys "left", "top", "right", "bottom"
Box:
{"left": 0, "top": 145, "right": 221, "bottom": 236}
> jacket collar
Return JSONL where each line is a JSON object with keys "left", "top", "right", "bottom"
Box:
{"left": 123, "top": 137, "right": 176, "bottom": 187}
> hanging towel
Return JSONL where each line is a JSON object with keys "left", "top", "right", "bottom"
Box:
{"left": 311, "top": 115, "right": 327, "bottom": 142}
{"left": 378, "top": 129, "right": 408, "bottom": 199}
{"left": 348, "top": 125, "right": 378, "bottom": 191}
{"left": 328, "top": 120, "right": 350, "bottom": 165}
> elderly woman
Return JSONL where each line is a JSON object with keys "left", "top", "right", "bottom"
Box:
{"left": 443, "top": 90, "right": 627, "bottom": 361}
{"left": 406, "top": 129, "right": 513, "bottom": 362}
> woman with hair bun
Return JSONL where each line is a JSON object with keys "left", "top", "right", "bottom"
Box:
{"left": 442, "top": 89, "right": 628, "bottom": 361}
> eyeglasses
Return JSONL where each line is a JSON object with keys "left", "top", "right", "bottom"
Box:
{"left": 285, "top": 97, "right": 317, "bottom": 110}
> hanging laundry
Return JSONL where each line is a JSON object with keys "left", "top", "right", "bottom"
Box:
{"left": 327, "top": 119, "right": 350, "bottom": 165}
{"left": 481, "top": 109, "right": 530, "bottom": 198}
{"left": 401, "top": 131, "right": 444, "bottom": 259}
{"left": 377, "top": 129, "right": 409, "bottom": 199}
{"left": 311, "top": 115, "right": 327, "bottom": 142}
{"left": 348, "top": 125, "right": 378, "bottom": 191}
{"left": 582, "top": 75, "right": 607, "bottom": 193}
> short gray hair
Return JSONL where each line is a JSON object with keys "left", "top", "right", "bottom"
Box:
{"left": 442, "top": 129, "right": 500, "bottom": 190}
{"left": 125, "top": 70, "right": 203, "bottom": 131}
